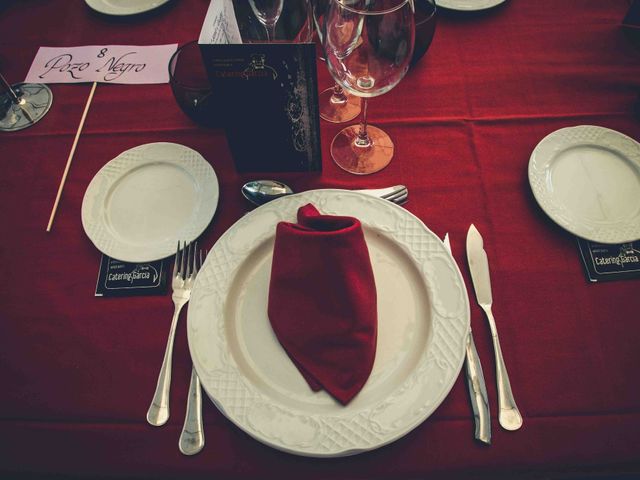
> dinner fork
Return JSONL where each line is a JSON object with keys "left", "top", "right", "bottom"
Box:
{"left": 147, "top": 241, "right": 198, "bottom": 427}
{"left": 179, "top": 249, "right": 206, "bottom": 455}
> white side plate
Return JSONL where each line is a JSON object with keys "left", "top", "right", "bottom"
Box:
{"left": 188, "top": 190, "right": 469, "bottom": 457}
{"left": 85, "top": 0, "right": 170, "bottom": 16}
{"left": 528, "top": 125, "right": 640, "bottom": 244}
{"left": 435, "top": 0, "right": 506, "bottom": 12}
{"left": 81, "top": 142, "right": 219, "bottom": 262}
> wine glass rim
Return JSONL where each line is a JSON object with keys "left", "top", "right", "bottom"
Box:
{"left": 168, "top": 40, "right": 209, "bottom": 89}
{"left": 169, "top": 41, "right": 191, "bottom": 86}
{"left": 416, "top": 0, "right": 437, "bottom": 24}
{"left": 334, "top": 0, "right": 415, "bottom": 16}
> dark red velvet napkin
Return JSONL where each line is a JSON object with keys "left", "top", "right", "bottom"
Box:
{"left": 268, "top": 204, "right": 378, "bottom": 405}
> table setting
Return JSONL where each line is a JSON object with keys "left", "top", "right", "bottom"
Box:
{"left": 1, "top": 1, "right": 640, "bottom": 479}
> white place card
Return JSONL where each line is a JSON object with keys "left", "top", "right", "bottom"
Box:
{"left": 25, "top": 44, "right": 178, "bottom": 84}
{"left": 198, "top": 0, "right": 242, "bottom": 44}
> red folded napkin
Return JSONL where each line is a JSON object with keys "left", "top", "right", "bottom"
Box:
{"left": 268, "top": 204, "right": 378, "bottom": 405}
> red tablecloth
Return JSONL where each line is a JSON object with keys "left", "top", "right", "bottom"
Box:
{"left": 1, "top": 1, "right": 639, "bottom": 478}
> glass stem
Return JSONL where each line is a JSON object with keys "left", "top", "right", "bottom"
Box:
{"left": 266, "top": 24, "right": 276, "bottom": 42}
{"left": 331, "top": 83, "right": 348, "bottom": 104}
{"left": 355, "top": 98, "right": 371, "bottom": 148}
{"left": 0, "top": 72, "right": 20, "bottom": 104}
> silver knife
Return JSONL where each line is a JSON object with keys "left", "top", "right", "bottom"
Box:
{"left": 443, "top": 234, "right": 491, "bottom": 445}
{"left": 466, "top": 224, "right": 523, "bottom": 431}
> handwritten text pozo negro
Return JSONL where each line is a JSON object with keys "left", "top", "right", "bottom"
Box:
{"left": 25, "top": 44, "right": 177, "bottom": 84}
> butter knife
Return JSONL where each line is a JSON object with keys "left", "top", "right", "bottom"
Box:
{"left": 466, "top": 224, "right": 523, "bottom": 431}
{"left": 443, "top": 234, "right": 491, "bottom": 445}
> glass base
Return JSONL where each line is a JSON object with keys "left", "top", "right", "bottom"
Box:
{"left": 0, "top": 83, "right": 53, "bottom": 132}
{"left": 319, "top": 87, "right": 361, "bottom": 124}
{"left": 330, "top": 124, "right": 394, "bottom": 175}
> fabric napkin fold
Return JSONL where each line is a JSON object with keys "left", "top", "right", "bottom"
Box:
{"left": 268, "top": 204, "right": 378, "bottom": 405}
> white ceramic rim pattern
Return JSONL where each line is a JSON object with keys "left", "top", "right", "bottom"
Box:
{"left": 187, "top": 190, "right": 470, "bottom": 457}
{"left": 528, "top": 125, "right": 640, "bottom": 244}
{"left": 84, "top": 0, "right": 170, "bottom": 16}
{"left": 81, "top": 142, "right": 219, "bottom": 262}
{"left": 435, "top": 0, "right": 506, "bottom": 11}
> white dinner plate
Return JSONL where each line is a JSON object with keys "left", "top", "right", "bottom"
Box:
{"left": 528, "top": 126, "right": 640, "bottom": 244}
{"left": 81, "top": 142, "right": 219, "bottom": 262}
{"left": 188, "top": 190, "right": 469, "bottom": 457}
{"left": 435, "top": 0, "right": 506, "bottom": 12}
{"left": 85, "top": 0, "right": 170, "bottom": 16}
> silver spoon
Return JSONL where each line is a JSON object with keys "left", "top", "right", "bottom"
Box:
{"left": 242, "top": 180, "right": 293, "bottom": 205}
{"left": 241, "top": 180, "right": 408, "bottom": 206}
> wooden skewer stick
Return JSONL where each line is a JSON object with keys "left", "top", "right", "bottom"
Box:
{"left": 46, "top": 81, "right": 97, "bottom": 232}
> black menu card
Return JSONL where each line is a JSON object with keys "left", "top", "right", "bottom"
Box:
{"left": 198, "top": 0, "right": 321, "bottom": 173}
{"left": 623, "top": 0, "right": 640, "bottom": 45}
{"left": 623, "top": 0, "right": 640, "bottom": 29}
{"left": 577, "top": 238, "right": 640, "bottom": 283}
{"left": 95, "top": 255, "right": 168, "bottom": 297}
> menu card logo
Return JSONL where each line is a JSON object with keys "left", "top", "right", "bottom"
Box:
{"left": 107, "top": 264, "right": 159, "bottom": 284}
{"left": 96, "top": 255, "right": 168, "bottom": 297}
{"left": 243, "top": 54, "right": 278, "bottom": 80}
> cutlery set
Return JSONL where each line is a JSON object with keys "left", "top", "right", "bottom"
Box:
{"left": 443, "top": 234, "right": 491, "bottom": 445}
{"left": 446, "top": 224, "right": 524, "bottom": 443}
{"left": 466, "top": 225, "right": 523, "bottom": 433}
{"left": 241, "top": 180, "right": 409, "bottom": 206}
{"left": 146, "top": 242, "right": 206, "bottom": 455}
{"left": 146, "top": 184, "right": 520, "bottom": 456}
{"left": 145, "top": 184, "right": 410, "bottom": 455}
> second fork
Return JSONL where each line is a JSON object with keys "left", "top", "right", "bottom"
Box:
{"left": 179, "top": 249, "right": 206, "bottom": 455}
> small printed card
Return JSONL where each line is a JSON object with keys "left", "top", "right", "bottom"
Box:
{"left": 95, "top": 255, "right": 168, "bottom": 297}
{"left": 577, "top": 238, "right": 640, "bottom": 282}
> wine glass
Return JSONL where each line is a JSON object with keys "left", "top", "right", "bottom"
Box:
{"left": 168, "top": 41, "right": 219, "bottom": 127}
{"left": 0, "top": 72, "right": 53, "bottom": 132}
{"left": 236, "top": 0, "right": 313, "bottom": 43}
{"left": 311, "top": 0, "right": 361, "bottom": 123}
{"left": 323, "top": 0, "right": 415, "bottom": 174}
{"left": 249, "top": 0, "right": 285, "bottom": 41}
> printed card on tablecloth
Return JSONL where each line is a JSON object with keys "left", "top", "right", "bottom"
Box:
{"left": 577, "top": 238, "right": 640, "bottom": 283}
{"left": 95, "top": 255, "right": 168, "bottom": 297}
{"left": 25, "top": 44, "right": 177, "bottom": 84}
